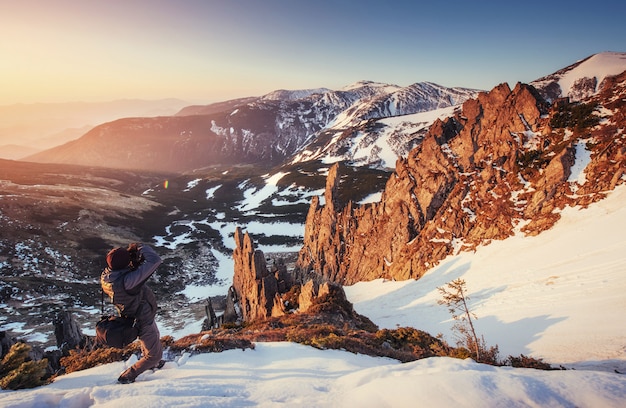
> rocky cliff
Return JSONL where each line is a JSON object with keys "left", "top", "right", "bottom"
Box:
{"left": 295, "top": 75, "right": 626, "bottom": 285}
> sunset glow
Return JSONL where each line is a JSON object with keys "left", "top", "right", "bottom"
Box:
{"left": 1, "top": 1, "right": 625, "bottom": 105}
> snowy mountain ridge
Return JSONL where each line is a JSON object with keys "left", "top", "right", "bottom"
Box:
{"left": 25, "top": 80, "right": 480, "bottom": 172}
{"left": 260, "top": 87, "right": 331, "bottom": 101}
{"left": 305, "top": 51, "right": 626, "bottom": 169}
{"left": 531, "top": 51, "right": 626, "bottom": 102}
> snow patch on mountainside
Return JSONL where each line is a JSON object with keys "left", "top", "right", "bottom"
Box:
{"left": 316, "top": 106, "right": 459, "bottom": 168}
{"left": 238, "top": 172, "right": 289, "bottom": 213}
{"left": 558, "top": 52, "right": 626, "bottom": 98}
{"left": 262, "top": 88, "right": 331, "bottom": 101}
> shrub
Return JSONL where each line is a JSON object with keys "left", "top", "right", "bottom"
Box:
{"left": 221, "top": 321, "right": 247, "bottom": 330}
{"left": 310, "top": 332, "right": 344, "bottom": 350}
{"left": 0, "top": 343, "right": 49, "bottom": 390}
{"left": 286, "top": 324, "right": 340, "bottom": 345}
{"left": 59, "top": 343, "right": 140, "bottom": 374}
{"left": 375, "top": 327, "right": 447, "bottom": 358}
{"left": 550, "top": 102, "right": 600, "bottom": 131}
{"left": 437, "top": 279, "right": 502, "bottom": 364}
{"left": 438, "top": 279, "right": 483, "bottom": 360}
{"left": 448, "top": 346, "right": 473, "bottom": 360}
{"left": 506, "top": 354, "right": 556, "bottom": 370}
{"left": 0, "top": 359, "right": 49, "bottom": 390}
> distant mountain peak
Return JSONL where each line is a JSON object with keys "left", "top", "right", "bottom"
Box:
{"left": 531, "top": 51, "right": 626, "bottom": 102}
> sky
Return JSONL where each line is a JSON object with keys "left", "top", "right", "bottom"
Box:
{"left": 1, "top": 0, "right": 625, "bottom": 105}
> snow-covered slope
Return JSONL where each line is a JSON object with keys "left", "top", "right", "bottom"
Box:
{"left": 1, "top": 343, "right": 624, "bottom": 407}
{"left": 531, "top": 51, "right": 626, "bottom": 101}
{"left": 329, "top": 81, "right": 478, "bottom": 128}
{"left": 291, "top": 105, "right": 459, "bottom": 168}
{"left": 346, "top": 183, "right": 626, "bottom": 373}
{"left": 287, "top": 82, "right": 478, "bottom": 168}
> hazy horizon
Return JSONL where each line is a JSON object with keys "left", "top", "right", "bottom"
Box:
{"left": 2, "top": 1, "right": 625, "bottom": 105}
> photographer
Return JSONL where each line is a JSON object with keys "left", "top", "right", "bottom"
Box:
{"left": 101, "top": 243, "right": 163, "bottom": 384}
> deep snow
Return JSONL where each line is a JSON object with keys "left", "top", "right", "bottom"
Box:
{"left": 1, "top": 343, "right": 624, "bottom": 408}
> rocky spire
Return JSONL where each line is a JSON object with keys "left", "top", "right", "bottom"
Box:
{"left": 229, "top": 225, "right": 356, "bottom": 324}
{"left": 231, "top": 227, "right": 285, "bottom": 322}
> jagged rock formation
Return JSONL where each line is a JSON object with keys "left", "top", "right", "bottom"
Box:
{"left": 231, "top": 227, "right": 287, "bottom": 321}
{"left": 0, "top": 332, "right": 15, "bottom": 359}
{"left": 230, "top": 226, "right": 356, "bottom": 323}
{"left": 295, "top": 77, "right": 626, "bottom": 285}
{"left": 297, "top": 280, "right": 331, "bottom": 312}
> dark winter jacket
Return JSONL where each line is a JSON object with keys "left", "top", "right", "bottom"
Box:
{"left": 101, "top": 244, "right": 162, "bottom": 324}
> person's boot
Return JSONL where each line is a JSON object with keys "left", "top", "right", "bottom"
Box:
{"left": 153, "top": 359, "right": 166, "bottom": 370}
{"left": 117, "top": 367, "right": 138, "bottom": 384}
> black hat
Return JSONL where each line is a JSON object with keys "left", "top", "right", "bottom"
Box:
{"left": 106, "top": 247, "right": 130, "bottom": 270}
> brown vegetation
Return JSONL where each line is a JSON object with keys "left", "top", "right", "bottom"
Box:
{"left": 0, "top": 343, "right": 49, "bottom": 390}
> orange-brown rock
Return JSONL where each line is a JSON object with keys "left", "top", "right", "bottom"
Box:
{"left": 232, "top": 227, "right": 286, "bottom": 321}
{"left": 295, "top": 78, "right": 626, "bottom": 285}
{"left": 231, "top": 227, "right": 350, "bottom": 323}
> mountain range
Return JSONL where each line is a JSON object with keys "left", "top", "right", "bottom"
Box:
{"left": 0, "top": 51, "right": 625, "bottom": 350}
{"left": 24, "top": 81, "right": 480, "bottom": 172}
{"left": 22, "top": 53, "right": 626, "bottom": 177}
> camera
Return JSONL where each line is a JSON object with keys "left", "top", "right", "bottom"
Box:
{"left": 127, "top": 243, "right": 145, "bottom": 270}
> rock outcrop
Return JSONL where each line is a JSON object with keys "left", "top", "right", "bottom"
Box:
{"left": 53, "top": 311, "right": 93, "bottom": 354}
{"left": 230, "top": 226, "right": 351, "bottom": 323}
{"left": 231, "top": 227, "right": 287, "bottom": 322}
{"left": 295, "top": 78, "right": 626, "bottom": 285}
{"left": 0, "top": 332, "right": 15, "bottom": 359}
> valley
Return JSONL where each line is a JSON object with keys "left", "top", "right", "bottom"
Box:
{"left": 0, "top": 158, "right": 389, "bottom": 345}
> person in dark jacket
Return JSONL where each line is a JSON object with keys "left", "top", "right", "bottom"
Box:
{"left": 101, "top": 243, "right": 163, "bottom": 384}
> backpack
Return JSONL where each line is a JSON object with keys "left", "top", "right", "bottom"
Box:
{"left": 95, "top": 315, "right": 138, "bottom": 348}
{"left": 98, "top": 265, "right": 142, "bottom": 348}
